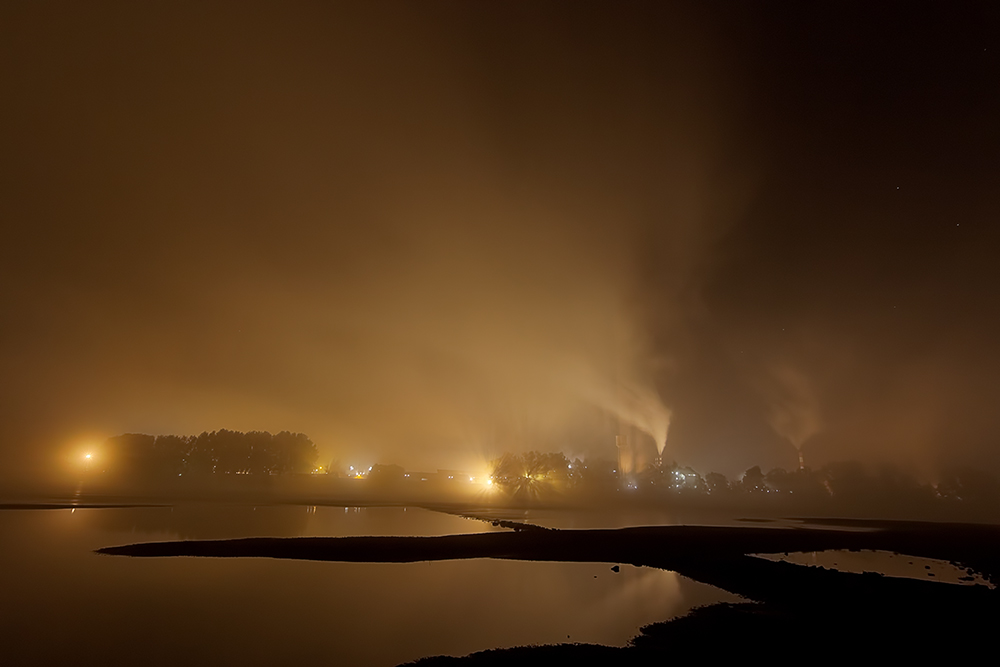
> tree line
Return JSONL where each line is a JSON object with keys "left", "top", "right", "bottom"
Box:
{"left": 485, "top": 450, "right": 1000, "bottom": 515}
{"left": 102, "top": 430, "right": 319, "bottom": 477}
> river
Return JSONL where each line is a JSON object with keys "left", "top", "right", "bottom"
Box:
{"left": 0, "top": 503, "right": 740, "bottom": 666}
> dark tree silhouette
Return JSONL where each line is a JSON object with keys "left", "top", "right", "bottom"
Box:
{"left": 741, "top": 466, "right": 767, "bottom": 493}
{"left": 101, "top": 430, "right": 318, "bottom": 478}
{"left": 705, "top": 472, "right": 731, "bottom": 494}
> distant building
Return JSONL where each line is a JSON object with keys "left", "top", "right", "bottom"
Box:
{"left": 615, "top": 427, "right": 659, "bottom": 479}
{"left": 616, "top": 435, "right": 633, "bottom": 478}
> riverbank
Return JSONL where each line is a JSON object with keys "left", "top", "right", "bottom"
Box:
{"left": 99, "top": 519, "right": 1000, "bottom": 661}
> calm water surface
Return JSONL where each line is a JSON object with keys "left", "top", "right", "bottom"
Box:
{"left": 1, "top": 504, "right": 738, "bottom": 666}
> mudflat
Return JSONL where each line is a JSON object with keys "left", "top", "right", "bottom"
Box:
{"left": 99, "top": 519, "right": 1000, "bottom": 662}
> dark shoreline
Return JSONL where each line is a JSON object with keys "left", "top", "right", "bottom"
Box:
{"left": 0, "top": 502, "right": 169, "bottom": 510}
{"left": 98, "top": 519, "right": 1000, "bottom": 662}
{"left": 97, "top": 520, "right": 1000, "bottom": 581}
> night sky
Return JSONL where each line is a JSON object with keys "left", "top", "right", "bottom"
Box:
{"left": 2, "top": 1, "right": 998, "bottom": 484}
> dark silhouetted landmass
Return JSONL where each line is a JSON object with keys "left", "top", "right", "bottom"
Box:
{"left": 99, "top": 519, "right": 1000, "bottom": 662}
{"left": 99, "top": 430, "right": 319, "bottom": 478}
{"left": 0, "top": 502, "right": 168, "bottom": 510}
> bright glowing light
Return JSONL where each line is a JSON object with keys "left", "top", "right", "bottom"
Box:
{"left": 84, "top": 453, "right": 92, "bottom": 460}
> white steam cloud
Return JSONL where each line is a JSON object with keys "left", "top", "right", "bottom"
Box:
{"left": 763, "top": 364, "right": 823, "bottom": 454}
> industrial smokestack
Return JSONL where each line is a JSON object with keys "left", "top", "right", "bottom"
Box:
{"left": 615, "top": 434, "right": 630, "bottom": 480}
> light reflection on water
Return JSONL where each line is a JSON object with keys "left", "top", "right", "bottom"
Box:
{"left": 0, "top": 505, "right": 738, "bottom": 666}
